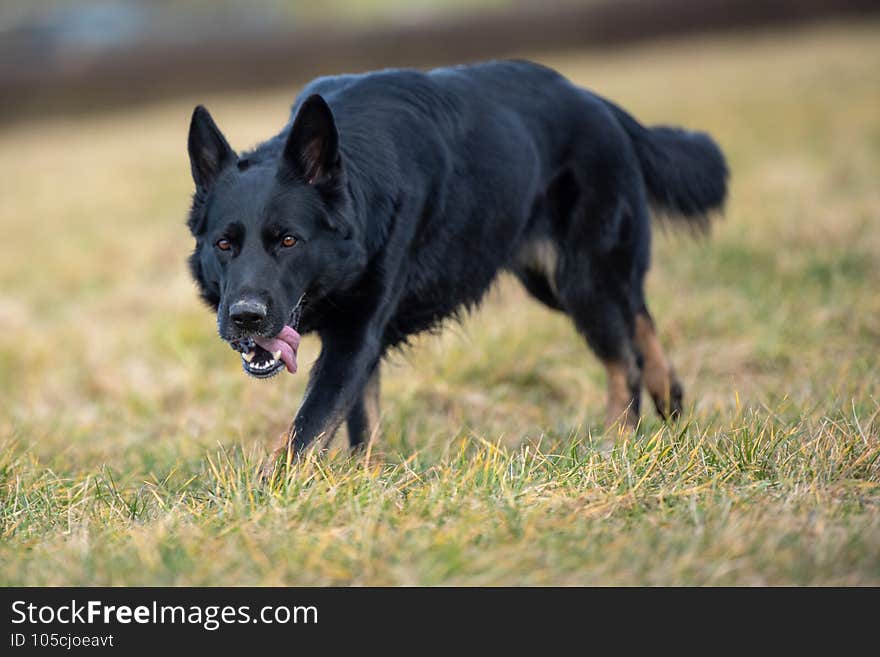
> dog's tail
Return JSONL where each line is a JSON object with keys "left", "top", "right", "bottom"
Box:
{"left": 605, "top": 100, "right": 729, "bottom": 231}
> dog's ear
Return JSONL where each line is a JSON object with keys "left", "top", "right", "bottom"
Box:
{"left": 188, "top": 105, "right": 235, "bottom": 192}
{"left": 281, "top": 94, "right": 341, "bottom": 187}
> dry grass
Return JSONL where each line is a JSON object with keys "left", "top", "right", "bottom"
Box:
{"left": 1, "top": 21, "right": 879, "bottom": 585}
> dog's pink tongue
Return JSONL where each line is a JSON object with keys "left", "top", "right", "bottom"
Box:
{"left": 254, "top": 325, "right": 301, "bottom": 373}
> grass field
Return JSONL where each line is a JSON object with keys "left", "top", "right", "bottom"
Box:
{"left": 1, "top": 21, "right": 879, "bottom": 585}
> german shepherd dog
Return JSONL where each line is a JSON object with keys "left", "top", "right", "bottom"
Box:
{"left": 186, "top": 61, "right": 727, "bottom": 463}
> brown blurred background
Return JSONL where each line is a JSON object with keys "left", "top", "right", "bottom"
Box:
{"left": 2, "top": 0, "right": 878, "bottom": 124}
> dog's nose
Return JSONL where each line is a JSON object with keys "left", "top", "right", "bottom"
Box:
{"left": 229, "top": 298, "right": 268, "bottom": 328}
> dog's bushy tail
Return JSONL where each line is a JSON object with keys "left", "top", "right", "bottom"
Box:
{"left": 605, "top": 100, "right": 729, "bottom": 232}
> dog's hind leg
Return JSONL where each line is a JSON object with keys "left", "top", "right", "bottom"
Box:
{"left": 634, "top": 309, "right": 683, "bottom": 421}
{"left": 602, "top": 358, "right": 641, "bottom": 429}
{"left": 557, "top": 262, "right": 642, "bottom": 429}
{"left": 346, "top": 364, "right": 381, "bottom": 448}
{"left": 548, "top": 178, "right": 644, "bottom": 427}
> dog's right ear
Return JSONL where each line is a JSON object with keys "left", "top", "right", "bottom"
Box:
{"left": 188, "top": 105, "right": 235, "bottom": 192}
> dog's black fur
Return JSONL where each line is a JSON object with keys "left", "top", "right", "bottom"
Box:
{"left": 186, "top": 60, "right": 728, "bottom": 453}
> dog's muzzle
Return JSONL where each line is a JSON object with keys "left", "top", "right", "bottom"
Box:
{"left": 228, "top": 295, "right": 306, "bottom": 379}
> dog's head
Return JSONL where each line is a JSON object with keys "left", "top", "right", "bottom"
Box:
{"left": 186, "top": 95, "right": 366, "bottom": 378}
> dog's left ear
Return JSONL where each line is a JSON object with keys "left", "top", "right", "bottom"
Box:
{"left": 282, "top": 94, "right": 341, "bottom": 187}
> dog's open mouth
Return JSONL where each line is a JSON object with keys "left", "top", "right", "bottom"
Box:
{"left": 230, "top": 337, "right": 286, "bottom": 378}
{"left": 228, "top": 299, "right": 304, "bottom": 379}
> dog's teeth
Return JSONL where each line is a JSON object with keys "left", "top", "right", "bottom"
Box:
{"left": 272, "top": 350, "right": 282, "bottom": 361}
{"left": 242, "top": 351, "right": 255, "bottom": 363}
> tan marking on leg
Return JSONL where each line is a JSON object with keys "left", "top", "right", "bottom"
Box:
{"left": 604, "top": 361, "right": 637, "bottom": 428}
{"left": 635, "top": 313, "right": 681, "bottom": 418}
{"left": 635, "top": 314, "right": 670, "bottom": 400}
{"left": 363, "top": 367, "right": 381, "bottom": 444}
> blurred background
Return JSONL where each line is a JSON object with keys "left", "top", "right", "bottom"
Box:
{"left": 2, "top": 0, "right": 878, "bottom": 122}
{"left": 1, "top": 1, "right": 879, "bottom": 584}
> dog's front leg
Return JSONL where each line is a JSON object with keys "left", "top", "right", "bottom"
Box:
{"left": 264, "top": 326, "right": 383, "bottom": 475}
{"left": 346, "top": 364, "right": 381, "bottom": 448}
{"left": 264, "top": 201, "right": 416, "bottom": 476}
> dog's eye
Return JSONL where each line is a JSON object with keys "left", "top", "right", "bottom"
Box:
{"left": 216, "top": 238, "right": 232, "bottom": 251}
{"left": 281, "top": 235, "right": 297, "bottom": 248}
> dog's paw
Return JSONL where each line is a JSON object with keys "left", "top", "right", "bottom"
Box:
{"left": 257, "top": 436, "right": 292, "bottom": 485}
{"left": 257, "top": 457, "right": 278, "bottom": 485}
{"left": 653, "top": 378, "right": 684, "bottom": 422}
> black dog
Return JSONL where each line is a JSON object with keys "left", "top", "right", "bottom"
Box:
{"left": 186, "top": 60, "right": 727, "bottom": 459}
